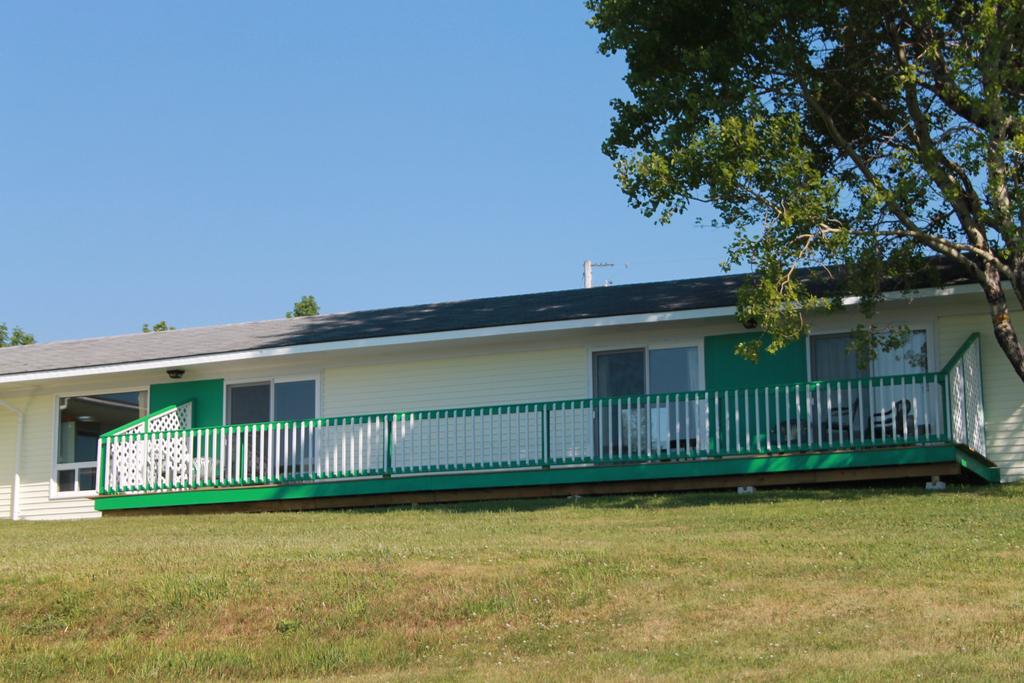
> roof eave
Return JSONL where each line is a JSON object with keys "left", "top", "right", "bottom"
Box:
{"left": 0, "top": 282, "right": 986, "bottom": 386}
{"left": 0, "top": 305, "right": 740, "bottom": 385}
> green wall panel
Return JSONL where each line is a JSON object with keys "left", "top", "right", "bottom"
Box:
{"left": 150, "top": 379, "right": 224, "bottom": 428}
{"left": 703, "top": 333, "right": 808, "bottom": 452}
{"left": 705, "top": 332, "right": 808, "bottom": 391}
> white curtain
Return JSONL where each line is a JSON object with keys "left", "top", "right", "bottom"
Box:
{"left": 811, "top": 330, "right": 937, "bottom": 439}
{"left": 649, "top": 347, "right": 705, "bottom": 450}
{"left": 870, "top": 330, "right": 928, "bottom": 376}
{"left": 810, "top": 334, "right": 866, "bottom": 380}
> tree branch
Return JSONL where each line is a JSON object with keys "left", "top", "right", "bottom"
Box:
{"left": 912, "top": 22, "right": 1022, "bottom": 138}
{"left": 890, "top": 28, "right": 988, "bottom": 253}
{"left": 800, "top": 85, "right": 986, "bottom": 280}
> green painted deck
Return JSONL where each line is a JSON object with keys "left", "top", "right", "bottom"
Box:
{"left": 95, "top": 334, "right": 993, "bottom": 513}
{"left": 95, "top": 444, "right": 998, "bottom": 512}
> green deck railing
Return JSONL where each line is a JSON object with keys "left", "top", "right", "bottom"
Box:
{"left": 98, "top": 336, "right": 987, "bottom": 496}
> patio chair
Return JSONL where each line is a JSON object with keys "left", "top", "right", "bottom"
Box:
{"left": 769, "top": 417, "right": 808, "bottom": 449}
{"left": 821, "top": 397, "right": 860, "bottom": 442}
{"left": 872, "top": 399, "right": 915, "bottom": 440}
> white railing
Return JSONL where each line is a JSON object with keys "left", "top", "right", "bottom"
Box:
{"left": 944, "top": 334, "right": 986, "bottom": 457}
{"left": 102, "top": 403, "right": 194, "bottom": 493}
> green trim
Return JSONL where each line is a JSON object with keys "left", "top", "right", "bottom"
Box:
{"left": 940, "top": 333, "right": 982, "bottom": 375}
{"left": 101, "top": 403, "right": 178, "bottom": 438}
{"left": 957, "top": 450, "right": 1001, "bottom": 483}
{"left": 104, "top": 412, "right": 391, "bottom": 441}
{"left": 95, "top": 445, "right": 979, "bottom": 511}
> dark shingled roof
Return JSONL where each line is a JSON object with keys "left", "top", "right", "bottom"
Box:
{"left": 0, "top": 262, "right": 975, "bottom": 378}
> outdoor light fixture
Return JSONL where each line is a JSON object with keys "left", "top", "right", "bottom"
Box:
{"left": 742, "top": 318, "right": 758, "bottom": 329}
{"left": 166, "top": 368, "right": 186, "bottom": 379}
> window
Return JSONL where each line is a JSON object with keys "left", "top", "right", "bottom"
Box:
{"left": 808, "top": 330, "right": 935, "bottom": 441}
{"left": 56, "top": 391, "right": 147, "bottom": 494}
{"left": 810, "top": 334, "right": 866, "bottom": 381}
{"left": 873, "top": 330, "right": 928, "bottom": 376}
{"left": 226, "top": 379, "right": 318, "bottom": 471}
{"left": 649, "top": 347, "right": 701, "bottom": 394}
{"left": 592, "top": 346, "right": 700, "bottom": 398}
{"left": 227, "top": 383, "right": 272, "bottom": 424}
{"left": 226, "top": 378, "right": 317, "bottom": 425}
{"left": 592, "top": 346, "right": 702, "bottom": 456}
{"left": 593, "top": 349, "right": 646, "bottom": 398}
{"left": 810, "top": 330, "right": 928, "bottom": 381}
{"left": 273, "top": 380, "right": 317, "bottom": 421}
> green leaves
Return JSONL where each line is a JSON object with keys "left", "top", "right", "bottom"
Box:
{"left": 0, "top": 323, "right": 35, "bottom": 347}
{"left": 589, "top": 0, "right": 1024, "bottom": 376}
{"left": 286, "top": 295, "right": 321, "bottom": 319}
{"left": 142, "top": 321, "right": 174, "bottom": 333}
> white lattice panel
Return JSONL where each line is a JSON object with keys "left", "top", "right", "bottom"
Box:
{"left": 103, "top": 402, "right": 195, "bottom": 492}
{"left": 147, "top": 433, "right": 194, "bottom": 488}
{"left": 949, "top": 363, "right": 966, "bottom": 444}
{"left": 946, "top": 338, "right": 987, "bottom": 458}
{"left": 106, "top": 437, "right": 146, "bottom": 491}
{"left": 147, "top": 403, "right": 193, "bottom": 433}
{"left": 964, "top": 343, "right": 986, "bottom": 456}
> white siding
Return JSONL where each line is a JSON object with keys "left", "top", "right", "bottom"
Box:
{"left": 938, "top": 312, "right": 1024, "bottom": 481}
{"left": 0, "top": 410, "right": 13, "bottom": 519}
{"left": 0, "top": 394, "right": 101, "bottom": 521}
{"left": 323, "top": 345, "right": 589, "bottom": 417}
{"left": 16, "top": 395, "right": 100, "bottom": 520}
{"left": 0, "top": 371, "right": 169, "bottom": 520}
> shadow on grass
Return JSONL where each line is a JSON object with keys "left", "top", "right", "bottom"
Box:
{"left": 334, "top": 479, "right": 1013, "bottom": 516}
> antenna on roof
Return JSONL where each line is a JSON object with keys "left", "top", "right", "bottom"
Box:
{"left": 583, "top": 260, "right": 615, "bottom": 288}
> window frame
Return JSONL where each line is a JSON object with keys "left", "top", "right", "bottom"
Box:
{"left": 222, "top": 373, "right": 321, "bottom": 425}
{"left": 588, "top": 340, "right": 705, "bottom": 398}
{"left": 808, "top": 332, "right": 870, "bottom": 381}
{"left": 591, "top": 347, "right": 647, "bottom": 399}
{"left": 50, "top": 385, "right": 150, "bottom": 499}
{"left": 805, "top": 320, "right": 936, "bottom": 380}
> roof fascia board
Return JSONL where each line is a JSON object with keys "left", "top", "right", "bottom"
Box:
{"left": 839, "top": 281, "right": 983, "bottom": 306}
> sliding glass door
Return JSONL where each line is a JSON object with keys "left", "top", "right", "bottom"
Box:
{"left": 809, "top": 330, "right": 936, "bottom": 440}
{"left": 225, "top": 378, "right": 318, "bottom": 477}
{"left": 593, "top": 350, "right": 645, "bottom": 457}
{"left": 592, "top": 347, "right": 702, "bottom": 458}
{"left": 649, "top": 347, "right": 703, "bottom": 452}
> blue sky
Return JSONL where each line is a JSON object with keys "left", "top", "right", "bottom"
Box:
{"left": 1, "top": 1, "right": 731, "bottom": 343}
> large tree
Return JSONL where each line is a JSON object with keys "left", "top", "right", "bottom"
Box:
{"left": 588, "top": 0, "right": 1024, "bottom": 379}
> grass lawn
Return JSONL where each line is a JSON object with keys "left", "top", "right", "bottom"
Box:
{"left": 1, "top": 484, "right": 1024, "bottom": 681}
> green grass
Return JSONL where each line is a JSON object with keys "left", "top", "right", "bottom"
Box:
{"left": 2, "top": 484, "right": 1024, "bottom": 681}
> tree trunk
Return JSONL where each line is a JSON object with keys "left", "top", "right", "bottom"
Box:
{"left": 1011, "top": 257, "right": 1024, "bottom": 312}
{"left": 981, "top": 263, "right": 1024, "bottom": 383}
